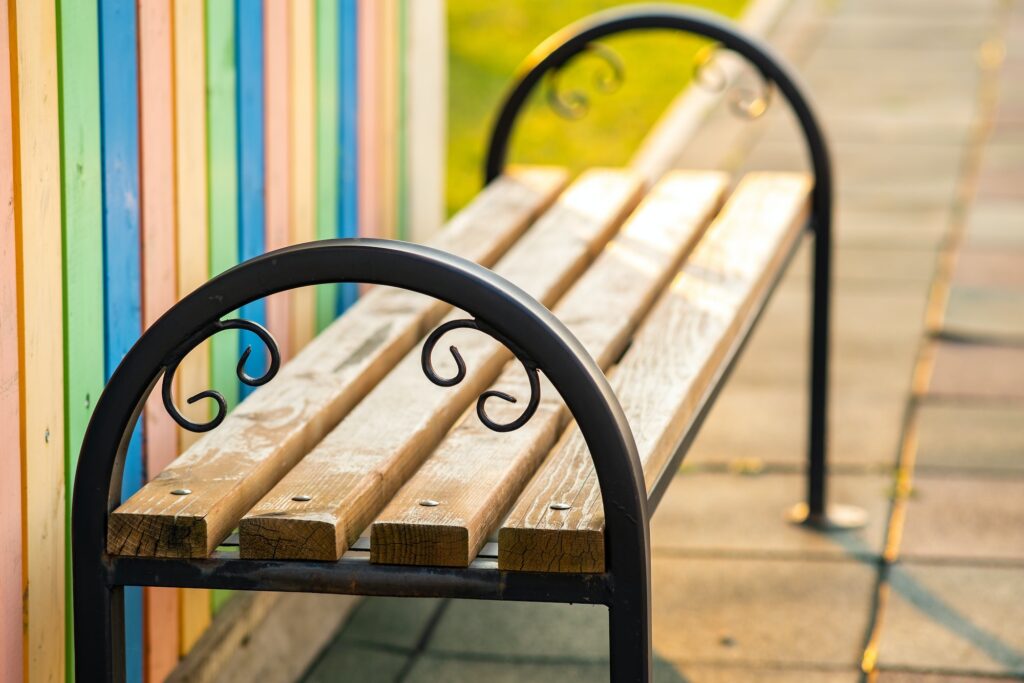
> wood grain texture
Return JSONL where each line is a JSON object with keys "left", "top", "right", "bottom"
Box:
{"left": 289, "top": 0, "right": 317, "bottom": 348}
{"left": 263, "top": 0, "right": 292, "bottom": 359}
{"left": 499, "top": 173, "right": 812, "bottom": 573}
{"left": 107, "top": 167, "right": 568, "bottom": 559}
{"left": 172, "top": 0, "right": 212, "bottom": 651}
{"left": 98, "top": 1, "right": 145, "bottom": 676}
{"left": 314, "top": 0, "right": 341, "bottom": 329}
{"left": 0, "top": 4, "right": 22, "bottom": 679}
{"left": 137, "top": 2, "right": 181, "bottom": 672}
{"left": 403, "top": 0, "right": 446, "bottom": 243}
{"left": 239, "top": 169, "right": 644, "bottom": 561}
{"left": 10, "top": 0, "right": 67, "bottom": 678}
{"left": 55, "top": 0, "right": 105, "bottom": 677}
{"left": 206, "top": 0, "right": 240, "bottom": 409}
{"left": 370, "top": 172, "right": 729, "bottom": 567}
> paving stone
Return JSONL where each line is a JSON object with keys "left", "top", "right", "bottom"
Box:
{"left": 899, "top": 476, "right": 1024, "bottom": 563}
{"left": 914, "top": 402, "right": 1024, "bottom": 473}
{"left": 407, "top": 656, "right": 857, "bottom": 683}
{"left": 876, "top": 674, "right": 1002, "bottom": 683}
{"left": 336, "top": 596, "right": 443, "bottom": 650}
{"left": 651, "top": 472, "right": 892, "bottom": 558}
{"left": 687, "top": 380, "right": 906, "bottom": 467}
{"left": 836, "top": 207, "right": 951, "bottom": 250}
{"left": 943, "top": 286, "right": 1024, "bottom": 342}
{"left": 928, "top": 342, "right": 1024, "bottom": 400}
{"left": 428, "top": 600, "right": 608, "bottom": 660}
{"left": 789, "top": 243, "right": 938, "bottom": 285}
{"left": 650, "top": 557, "right": 876, "bottom": 666}
{"left": 951, "top": 250, "right": 1024, "bottom": 290}
{"left": 963, "top": 200, "right": 1024, "bottom": 248}
{"left": 304, "top": 642, "right": 409, "bottom": 683}
{"left": 876, "top": 564, "right": 1024, "bottom": 675}
{"left": 818, "top": 17, "right": 993, "bottom": 50}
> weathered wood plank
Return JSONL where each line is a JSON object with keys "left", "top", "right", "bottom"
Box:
{"left": 239, "top": 169, "right": 646, "bottom": 560}
{"left": 370, "top": 172, "right": 729, "bottom": 567}
{"left": 10, "top": 0, "right": 67, "bottom": 677}
{"left": 499, "top": 172, "right": 812, "bottom": 573}
{"left": 172, "top": 0, "right": 213, "bottom": 652}
{"left": 0, "top": 3, "right": 22, "bottom": 678}
{"left": 108, "top": 166, "right": 568, "bottom": 559}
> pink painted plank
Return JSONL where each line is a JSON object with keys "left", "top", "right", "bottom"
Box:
{"left": 357, "top": 0, "right": 381, "bottom": 240}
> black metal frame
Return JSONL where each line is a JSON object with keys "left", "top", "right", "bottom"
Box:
{"left": 73, "top": 6, "right": 841, "bottom": 682}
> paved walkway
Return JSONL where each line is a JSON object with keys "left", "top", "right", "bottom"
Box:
{"left": 302, "top": 0, "right": 1023, "bottom": 680}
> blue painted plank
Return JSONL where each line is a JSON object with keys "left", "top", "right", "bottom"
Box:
{"left": 236, "top": 0, "right": 266, "bottom": 396}
{"left": 338, "top": 0, "right": 359, "bottom": 313}
{"left": 97, "top": 0, "right": 143, "bottom": 680}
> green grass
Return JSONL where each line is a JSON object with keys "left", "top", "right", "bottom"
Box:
{"left": 446, "top": 0, "right": 748, "bottom": 216}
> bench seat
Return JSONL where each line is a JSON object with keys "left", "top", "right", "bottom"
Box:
{"left": 107, "top": 167, "right": 811, "bottom": 572}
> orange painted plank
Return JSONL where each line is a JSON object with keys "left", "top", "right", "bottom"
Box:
{"left": 263, "top": 0, "right": 292, "bottom": 359}
{"left": 137, "top": 0, "right": 180, "bottom": 676}
{"left": 10, "top": 0, "right": 66, "bottom": 678}
{"left": 289, "top": 0, "right": 316, "bottom": 349}
{"left": 171, "top": 0, "right": 211, "bottom": 652}
{"left": 0, "top": 1, "right": 23, "bottom": 679}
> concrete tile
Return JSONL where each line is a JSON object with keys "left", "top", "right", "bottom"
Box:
{"left": 651, "top": 557, "right": 876, "bottom": 666}
{"left": 964, "top": 201, "right": 1024, "bottom": 249}
{"left": 899, "top": 476, "right": 1024, "bottom": 563}
{"left": 406, "top": 655, "right": 687, "bottom": 683}
{"left": 666, "top": 665, "right": 859, "bottom": 682}
{"left": 304, "top": 642, "right": 408, "bottom": 683}
{"left": 428, "top": 600, "right": 607, "bottom": 660}
{"left": 876, "top": 674, "right": 1003, "bottom": 683}
{"left": 835, "top": 207, "right": 951, "bottom": 250}
{"left": 952, "top": 250, "right": 1024, "bottom": 290}
{"left": 914, "top": 402, "right": 1024, "bottom": 473}
{"left": 928, "top": 342, "right": 1024, "bottom": 400}
{"left": 651, "top": 472, "right": 892, "bottom": 558}
{"left": 818, "top": 17, "right": 993, "bottom": 50}
{"left": 337, "top": 597, "right": 442, "bottom": 650}
{"left": 876, "top": 564, "right": 1024, "bottom": 675}
{"left": 687, "top": 380, "right": 906, "bottom": 467}
{"left": 943, "top": 286, "right": 1024, "bottom": 342}
{"left": 789, "top": 243, "right": 938, "bottom": 285}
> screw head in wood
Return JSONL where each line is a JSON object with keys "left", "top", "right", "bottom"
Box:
{"left": 170, "top": 489, "right": 192, "bottom": 496}
{"left": 549, "top": 502, "right": 571, "bottom": 511}
{"left": 292, "top": 494, "right": 312, "bottom": 502}
{"left": 419, "top": 499, "right": 440, "bottom": 507}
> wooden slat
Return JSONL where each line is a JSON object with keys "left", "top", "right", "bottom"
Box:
{"left": 0, "top": 3, "right": 22, "bottom": 679}
{"left": 314, "top": 0, "right": 341, "bottom": 329}
{"left": 10, "top": 0, "right": 66, "bottom": 677}
{"left": 239, "top": 169, "right": 646, "bottom": 560}
{"left": 370, "top": 172, "right": 730, "bottom": 567}
{"left": 337, "top": 0, "right": 359, "bottom": 310}
{"left": 56, "top": 0, "right": 105, "bottom": 677}
{"left": 107, "top": 166, "right": 568, "bottom": 559}
{"left": 289, "top": 0, "right": 317, "bottom": 347}
{"left": 499, "top": 173, "right": 812, "bottom": 573}
{"left": 172, "top": 0, "right": 213, "bottom": 652}
{"left": 263, "top": 0, "right": 292, "bottom": 359}
{"left": 137, "top": 1, "right": 180, "bottom": 672}
{"left": 356, "top": 0, "right": 380, "bottom": 240}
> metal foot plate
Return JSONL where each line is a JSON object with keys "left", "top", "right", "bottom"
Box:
{"left": 785, "top": 503, "right": 868, "bottom": 531}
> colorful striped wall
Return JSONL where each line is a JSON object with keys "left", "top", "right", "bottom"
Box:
{"left": 0, "top": 1, "right": 445, "bottom": 681}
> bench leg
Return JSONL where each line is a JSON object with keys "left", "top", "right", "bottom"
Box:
{"left": 608, "top": 588, "right": 653, "bottom": 682}
{"left": 74, "top": 575, "right": 126, "bottom": 682}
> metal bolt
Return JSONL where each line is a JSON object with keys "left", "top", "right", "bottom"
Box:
{"left": 170, "top": 489, "right": 192, "bottom": 496}
{"left": 291, "top": 494, "right": 312, "bottom": 502}
{"left": 419, "top": 499, "right": 440, "bottom": 507}
{"left": 549, "top": 502, "right": 571, "bottom": 511}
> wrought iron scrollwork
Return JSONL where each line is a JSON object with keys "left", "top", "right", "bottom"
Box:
{"left": 545, "top": 42, "right": 625, "bottom": 120}
{"left": 161, "top": 318, "right": 281, "bottom": 432}
{"left": 421, "top": 318, "right": 541, "bottom": 433}
{"left": 692, "top": 43, "right": 773, "bottom": 119}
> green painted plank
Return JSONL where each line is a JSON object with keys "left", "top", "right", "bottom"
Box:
{"left": 206, "top": 0, "right": 239, "bottom": 408}
{"left": 315, "top": 0, "right": 340, "bottom": 331}
{"left": 56, "top": 2, "right": 105, "bottom": 679}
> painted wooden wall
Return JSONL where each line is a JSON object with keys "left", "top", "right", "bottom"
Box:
{"left": 1, "top": 0, "right": 446, "bottom": 680}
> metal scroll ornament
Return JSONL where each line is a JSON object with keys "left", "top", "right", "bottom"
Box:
{"left": 693, "top": 44, "right": 773, "bottom": 119}
{"left": 545, "top": 42, "right": 625, "bottom": 120}
{"left": 161, "top": 318, "right": 281, "bottom": 432}
{"left": 420, "top": 318, "right": 541, "bottom": 433}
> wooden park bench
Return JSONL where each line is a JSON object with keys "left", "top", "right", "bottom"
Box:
{"left": 72, "top": 6, "right": 860, "bottom": 682}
